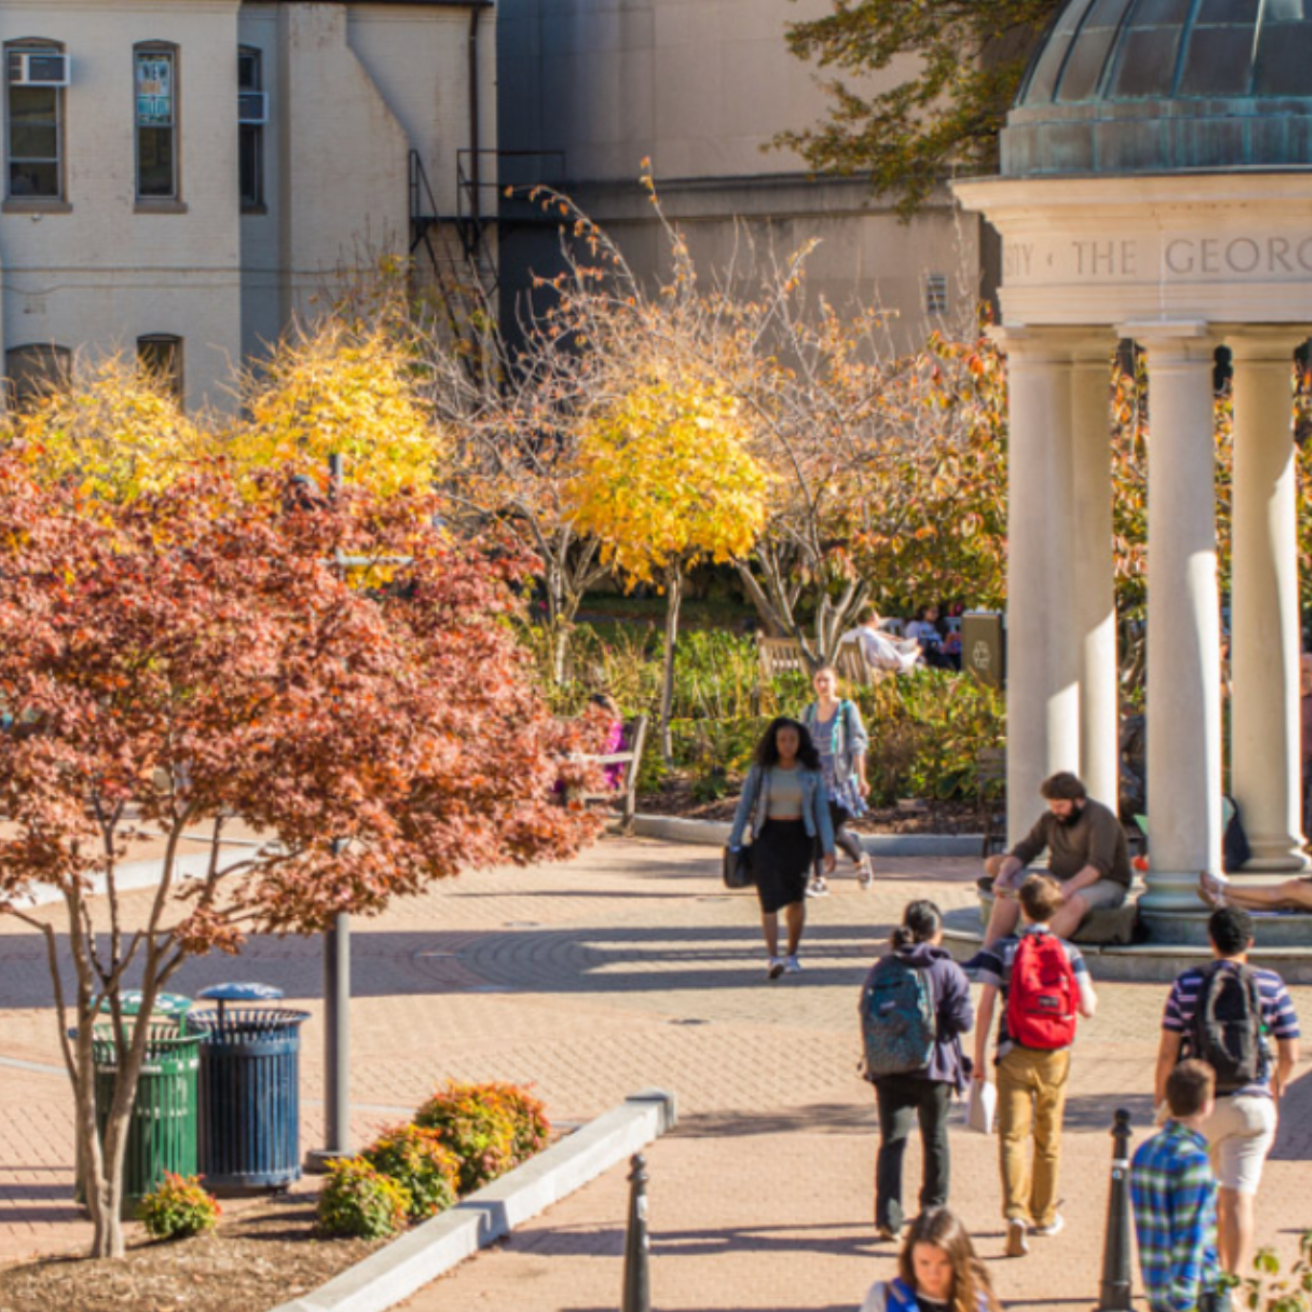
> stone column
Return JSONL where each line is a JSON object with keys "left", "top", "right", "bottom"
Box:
{"left": 1128, "top": 325, "right": 1223, "bottom": 916}
{"left": 1228, "top": 332, "right": 1308, "bottom": 871}
{"left": 997, "top": 330, "right": 1081, "bottom": 842}
{"left": 1070, "top": 340, "right": 1119, "bottom": 810}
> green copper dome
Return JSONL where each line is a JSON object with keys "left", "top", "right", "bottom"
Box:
{"left": 1001, "top": 0, "right": 1312, "bottom": 176}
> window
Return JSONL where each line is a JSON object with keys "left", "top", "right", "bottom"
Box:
{"left": 5, "top": 344, "right": 71, "bottom": 409}
{"left": 925, "top": 272, "right": 949, "bottom": 317}
{"left": 138, "top": 335, "right": 183, "bottom": 399}
{"left": 135, "top": 44, "right": 178, "bottom": 200}
{"left": 6, "top": 42, "right": 65, "bottom": 200}
{"left": 238, "top": 47, "right": 264, "bottom": 210}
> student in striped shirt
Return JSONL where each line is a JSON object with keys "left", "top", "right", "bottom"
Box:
{"left": 1153, "top": 907, "right": 1300, "bottom": 1275}
{"left": 1131, "top": 1060, "right": 1225, "bottom": 1312}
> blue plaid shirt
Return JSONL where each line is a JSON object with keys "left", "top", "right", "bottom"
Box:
{"left": 1130, "top": 1121, "right": 1221, "bottom": 1312}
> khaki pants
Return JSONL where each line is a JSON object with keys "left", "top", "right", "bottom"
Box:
{"left": 996, "top": 1045, "right": 1070, "bottom": 1228}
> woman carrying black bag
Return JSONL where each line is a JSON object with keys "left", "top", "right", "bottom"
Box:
{"left": 728, "top": 717, "right": 835, "bottom": 980}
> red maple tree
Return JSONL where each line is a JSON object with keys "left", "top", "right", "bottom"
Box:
{"left": 0, "top": 456, "right": 600, "bottom": 1258}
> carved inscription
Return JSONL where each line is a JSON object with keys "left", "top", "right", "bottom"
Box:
{"left": 1002, "top": 234, "right": 1312, "bottom": 282}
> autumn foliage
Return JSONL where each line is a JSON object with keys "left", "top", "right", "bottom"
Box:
{"left": 0, "top": 453, "right": 598, "bottom": 1257}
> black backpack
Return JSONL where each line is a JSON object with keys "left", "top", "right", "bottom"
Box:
{"left": 1187, "top": 961, "right": 1265, "bottom": 1093}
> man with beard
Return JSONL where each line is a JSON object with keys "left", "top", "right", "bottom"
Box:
{"left": 974, "top": 772, "right": 1131, "bottom": 952}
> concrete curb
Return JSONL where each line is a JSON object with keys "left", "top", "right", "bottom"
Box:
{"left": 269, "top": 1088, "right": 678, "bottom": 1312}
{"left": 631, "top": 813, "right": 984, "bottom": 858}
{"left": 13, "top": 850, "right": 221, "bottom": 911}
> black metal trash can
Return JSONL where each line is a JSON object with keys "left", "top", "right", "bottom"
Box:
{"left": 188, "top": 983, "right": 310, "bottom": 1194}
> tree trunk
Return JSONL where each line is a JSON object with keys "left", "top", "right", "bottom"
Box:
{"left": 659, "top": 563, "right": 683, "bottom": 765}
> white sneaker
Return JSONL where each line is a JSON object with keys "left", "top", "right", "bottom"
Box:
{"left": 806, "top": 876, "right": 829, "bottom": 898}
{"left": 1031, "top": 1213, "right": 1064, "bottom": 1238}
{"left": 1005, "top": 1218, "right": 1029, "bottom": 1257}
{"left": 767, "top": 957, "right": 786, "bottom": 980}
{"left": 784, "top": 954, "right": 801, "bottom": 974}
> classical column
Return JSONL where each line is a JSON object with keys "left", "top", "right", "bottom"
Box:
{"left": 1228, "top": 332, "right": 1308, "bottom": 871}
{"left": 1128, "top": 325, "right": 1223, "bottom": 913}
{"left": 1070, "top": 340, "right": 1119, "bottom": 810}
{"left": 997, "top": 330, "right": 1081, "bottom": 842}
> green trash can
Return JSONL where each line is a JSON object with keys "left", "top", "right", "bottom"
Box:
{"left": 77, "top": 992, "right": 201, "bottom": 1218}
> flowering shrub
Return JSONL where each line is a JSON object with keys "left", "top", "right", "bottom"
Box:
{"left": 361, "top": 1125, "right": 459, "bottom": 1221}
{"left": 478, "top": 1082, "right": 550, "bottom": 1165}
{"left": 317, "top": 1157, "right": 411, "bottom": 1239}
{"left": 414, "top": 1081, "right": 549, "bottom": 1194}
{"left": 137, "top": 1172, "right": 220, "bottom": 1240}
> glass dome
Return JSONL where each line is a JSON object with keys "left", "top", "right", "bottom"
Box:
{"left": 1001, "top": 0, "right": 1312, "bottom": 175}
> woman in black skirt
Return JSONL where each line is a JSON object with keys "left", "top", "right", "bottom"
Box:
{"left": 728, "top": 717, "right": 835, "bottom": 979}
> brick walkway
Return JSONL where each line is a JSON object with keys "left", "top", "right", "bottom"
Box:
{"left": 1, "top": 836, "right": 1309, "bottom": 1310}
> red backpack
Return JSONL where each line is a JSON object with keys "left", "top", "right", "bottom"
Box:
{"left": 1006, "top": 931, "right": 1078, "bottom": 1050}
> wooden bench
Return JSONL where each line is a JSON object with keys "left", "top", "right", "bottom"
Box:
{"left": 578, "top": 714, "right": 648, "bottom": 831}
{"left": 757, "top": 636, "right": 876, "bottom": 686}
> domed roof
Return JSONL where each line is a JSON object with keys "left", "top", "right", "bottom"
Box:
{"left": 1001, "top": 0, "right": 1312, "bottom": 177}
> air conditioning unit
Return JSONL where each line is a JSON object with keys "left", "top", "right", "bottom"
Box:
{"left": 238, "top": 91, "right": 268, "bottom": 125}
{"left": 8, "top": 51, "right": 69, "bottom": 87}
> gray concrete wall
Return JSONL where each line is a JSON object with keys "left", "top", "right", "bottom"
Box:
{"left": 497, "top": 0, "right": 983, "bottom": 350}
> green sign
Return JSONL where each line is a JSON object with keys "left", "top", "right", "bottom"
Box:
{"left": 136, "top": 54, "right": 173, "bottom": 126}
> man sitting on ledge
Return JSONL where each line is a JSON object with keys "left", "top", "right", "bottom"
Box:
{"left": 975, "top": 771, "right": 1132, "bottom": 952}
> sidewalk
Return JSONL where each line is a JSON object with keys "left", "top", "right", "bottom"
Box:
{"left": 2, "top": 837, "right": 1309, "bottom": 1309}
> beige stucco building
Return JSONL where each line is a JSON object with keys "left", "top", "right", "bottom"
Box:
{"left": 0, "top": 0, "right": 495, "bottom": 411}
{"left": 496, "top": 0, "right": 993, "bottom": 351}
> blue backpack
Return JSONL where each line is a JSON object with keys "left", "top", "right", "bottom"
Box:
{"left": 860, "top": 955, "right": 936, "bottom": 1080}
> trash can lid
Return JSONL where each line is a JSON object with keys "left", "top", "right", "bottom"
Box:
{"left": 197, "top": 982, "right": 285, "bottom": 1002}
{"left": 101, "top": 991, "right": 191, "bottom": 1017}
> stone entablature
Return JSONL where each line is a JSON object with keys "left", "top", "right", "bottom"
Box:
{"left": 957, "top": 174, "right": 1312, "bottom": 327}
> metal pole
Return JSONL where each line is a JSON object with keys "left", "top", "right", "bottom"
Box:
{"left": 307, "top": 455, "right": 350, "bottom": 1171}
{"left": 1096, "top": 1108, "right": 1135, "bottom": 1311}
{"left": 621, "top": 1153, "right": 651, "bottom": 1312}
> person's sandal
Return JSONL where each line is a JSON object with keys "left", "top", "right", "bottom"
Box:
{"left": 1197, "top": 870, "right": 1228, "bottom": 908}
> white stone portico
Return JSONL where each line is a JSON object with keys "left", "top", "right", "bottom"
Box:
{"left": 955, "top": 171, "right": 1312, "bottom": 943}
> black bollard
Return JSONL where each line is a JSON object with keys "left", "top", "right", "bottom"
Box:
{"left": 621, "top": 1152, "right": 651, "bottom": 1312}
{"left": 1095, "top": 1108, "right": 1135, "bottom": 1311}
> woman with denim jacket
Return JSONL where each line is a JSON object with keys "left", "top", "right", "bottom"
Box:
{"left": 802, "top": 665, "right": 872, "bottom": 897}
{"left": 728, "top": 717, "right": 835, "bottom": 980}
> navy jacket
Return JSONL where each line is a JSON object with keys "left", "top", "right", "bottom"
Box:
{"left": 874, "top": 943, "right": 974, "bottom": 1091}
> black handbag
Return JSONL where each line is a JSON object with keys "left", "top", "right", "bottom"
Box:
{"left": 722, "top": 843, "right": 754, "bottom": 889}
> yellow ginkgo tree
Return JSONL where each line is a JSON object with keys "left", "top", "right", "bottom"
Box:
{"left": 228, "top": 320, "right": 441, "bottom": 499}
{"left": 13, "top": 356, "right": 204, "bottom": 503}
{"left": 567, "top": 368, "right": 769, "bottom": 761}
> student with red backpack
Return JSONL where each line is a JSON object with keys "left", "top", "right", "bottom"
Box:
{"left": 1152, "top": 906, "right": 1300, "bottom": 1277}
{"left": 972, "top": 874, "right": 1098, "bottom": 1258}
{"left": 861, "top": 901, "right": 974, "bottom": 1241}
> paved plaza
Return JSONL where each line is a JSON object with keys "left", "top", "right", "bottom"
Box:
{"left": 1, "top": 836, "right": 1310, "bottom": 1309}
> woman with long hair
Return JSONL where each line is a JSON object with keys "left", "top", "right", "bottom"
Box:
{"left": 865, "top": 901, "right": 973, "bottom": 1241}
{"left": 727, "top": 717, "right": 835, "bottom": 979}
{"left": 801, "top": 664, "right": 872, "bottom": 896}
{"left": 860, "top": 1208, "right": 1001, "bottom": 1312}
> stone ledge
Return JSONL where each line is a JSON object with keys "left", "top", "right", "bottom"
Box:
{"left": 269, "top": 1088, "right": 678, "bottom": 1312}
{"left": 941, "top": 905, "right": 1312, "bottom": 983}
{"left": 632, "top": 814, "right": 984, "bottom": 858}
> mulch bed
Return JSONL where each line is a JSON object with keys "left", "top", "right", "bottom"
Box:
{"left": 0, "top": 1191, "right": 381, "bottom": 1312}
{"left": 637, "top": 778, "right": 983, "bottom": 834}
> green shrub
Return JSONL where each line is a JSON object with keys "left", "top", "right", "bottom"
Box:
{"left": 137, "top": 1172, "right": 220, "bottom": 1240}
{"left": 1232, "top": 1231, "right": 1312, "bottom": 1310}
{"left": 413, "top": 1081, "right": 547, "bottom": 1194}
{"left": 317, "top": 1157, "right": 411, "bottom": 1239}
{"left": 361, "top": 1124, "right": 460, "bottom": 1221}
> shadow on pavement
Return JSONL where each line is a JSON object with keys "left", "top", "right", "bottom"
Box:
{"left": 676, "top": 1104, "right": 872, "bottom": 1140}
{"left": 1060, "top": 1091, "right": 1155, "bottom": 1133}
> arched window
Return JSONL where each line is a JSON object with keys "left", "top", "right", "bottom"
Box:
{"left": 5, "top": 39, "right": 67, "bottom": 202}
{"left": 134, "top": 42, "right": 179, "bottom": 200}
{"left": 137, "top": 334, "right": 183, "bottom": 399}
{"left": 5, "top": 343, "right": 71, "bottom": 409}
